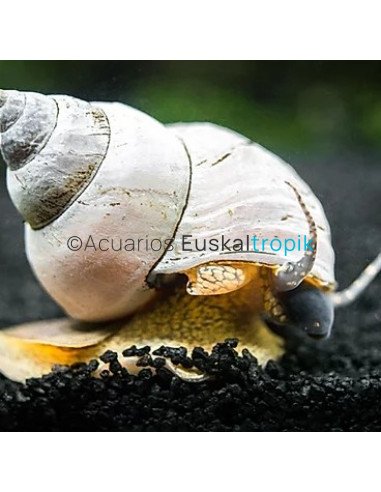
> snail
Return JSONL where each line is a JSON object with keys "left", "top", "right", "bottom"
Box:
{"left": 0, "top": 88, "right": 380, "bottom": 383}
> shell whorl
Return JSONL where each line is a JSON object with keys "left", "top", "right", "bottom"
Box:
{"left": 0, "top": 89, "right": 57, "bottom": 169}
{"left": 0, "top": 90, "right": 110, "bottom": 229}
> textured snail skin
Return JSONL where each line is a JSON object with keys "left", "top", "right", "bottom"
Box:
{"left": 0, "top": 281, "right": 284, "bottom": 382}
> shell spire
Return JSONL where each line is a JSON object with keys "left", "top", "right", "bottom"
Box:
{"left": 0, "top": 89, "right": 57, "bottom": 169}
{"left": 0, "top": 89, "right": 111, "bottom": 229}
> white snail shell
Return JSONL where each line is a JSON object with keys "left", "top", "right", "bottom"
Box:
{"left": 1, "top": 90, "right": 190, "bottom": 321}
{"left": 0, "top": 89, "right": 336, "bottom": 323}
{"left": 155, "top": 122, "right": 335, "bottom": 287}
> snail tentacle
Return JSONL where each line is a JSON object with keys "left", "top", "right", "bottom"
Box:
{"left": 273, "top": 181, "right": 317, "bottom": 292}
{"left": 331, "top": 251, "right": 381, "bottom": 307}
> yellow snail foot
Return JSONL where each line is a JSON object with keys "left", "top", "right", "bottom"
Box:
{"left": 0, "top": 284, "right": 284, "bottom": 382}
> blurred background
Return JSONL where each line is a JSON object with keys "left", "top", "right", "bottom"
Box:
{"left": 0, "top": 61, "right": 380, "bottom": 328}
{"left": 2, "top": 61, "right": 381, "bottom": 155}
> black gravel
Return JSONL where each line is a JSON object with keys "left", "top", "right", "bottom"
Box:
{"left": 0, "top": 152, "right": 380, "bottom": 431}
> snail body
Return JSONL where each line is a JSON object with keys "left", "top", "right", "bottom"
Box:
{"left": 0, "top": 89, "right": 380, "bottom": 382}
{"left": 0, "top": 281, "right": 284, "bottom": 382}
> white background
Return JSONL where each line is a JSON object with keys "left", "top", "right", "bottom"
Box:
{"left": 0, "top": 0, "right": 380, "bottom": 60}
